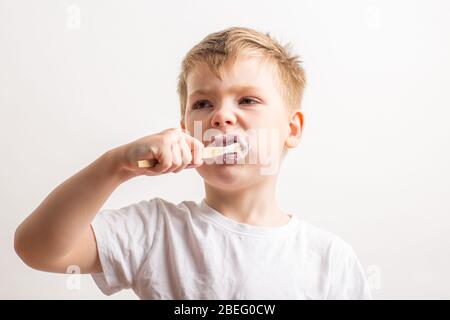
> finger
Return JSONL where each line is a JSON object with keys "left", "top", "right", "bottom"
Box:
{"left": 169, "top": 128, "right": 183, "bottom": 143}
{"left": 168, "top": 141, "right": 182, "bottom": 172}
{"left": 179, "top": 138, "right": 193, "bottom": 165}
{"left": 151, "top": 144, "right": 173, "bottom": 173}
{"left": 173, "top": 139, "right": 192, "bottom": 173}
{"left": 182, "top": 132, "right": 204, "bottom": 166}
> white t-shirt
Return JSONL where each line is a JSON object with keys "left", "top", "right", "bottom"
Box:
{"left": 90, "top": 197, "right": 373, "bottom": 299}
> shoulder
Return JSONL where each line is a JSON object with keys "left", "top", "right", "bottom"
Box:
{"left": 154, "top": 197, "right": 199, "bottom": 213}
{"left": 96, "top": 197, "right": 198, "bottom": 219}
{"left": 149, "top": 197, "right": 202, "bottom": 222}
{"left": 93, "top": 197, "right": 203, "bottom": 234}
{"left": 297, "top": 220, "right": 372, "bottom": 299}
{"left": 298, "top": 219, "right": 356, "bottom": 259}
{"left": 296, "top": 219, "right": 364, "bottom": 276}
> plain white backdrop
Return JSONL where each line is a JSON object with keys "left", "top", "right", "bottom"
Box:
{"left": 1, "top": 0, "right": 449, "bottom": 299}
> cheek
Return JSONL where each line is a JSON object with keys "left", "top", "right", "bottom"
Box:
{"left": 250, "top": 114, "right": 287, "bottom": 140}
{"left": 186, "top": 113, "right": 208, "bottom": 130}
{"left": 253, "top": 120, "right": 289, "bottom": 157}
{"left": 184, "top": 115, "right": 203, "bottom": 136}
{"left": 249, "top": 107, "right": 284, "bottom": 128}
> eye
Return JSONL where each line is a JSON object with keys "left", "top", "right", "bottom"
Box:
{"left": 239, "top": 97, "right": 260, "bottom": 105}
{"left": 192, "top": 100, "right": 213, "bottom": 110}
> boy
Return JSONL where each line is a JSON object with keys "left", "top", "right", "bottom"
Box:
{"left": 14, "top": 27, "right": 372, "bottom": 299}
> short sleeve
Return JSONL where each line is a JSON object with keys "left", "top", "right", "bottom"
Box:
{"left": 90, "top": 198, "right": 161, "bottom": 295}
{"left": 326, "top": 241, "right": 373, "bottom": 300}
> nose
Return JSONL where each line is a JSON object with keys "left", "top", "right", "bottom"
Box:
{"left": 210, "top": 104, "right": 237, "bottom": 128}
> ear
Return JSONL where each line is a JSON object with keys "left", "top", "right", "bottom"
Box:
{"left": 180, "top": 120, "right": 186, "bottom": 130}
{"left": 285, "top": 109, "right": 303, "bottom": 149}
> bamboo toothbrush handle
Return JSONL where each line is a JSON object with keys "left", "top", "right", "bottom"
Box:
{"left": 136, "top": 143, "right": 241, "bottom": 168}
{"left": 137, "top": 159, "right": 158, "bottom": 168}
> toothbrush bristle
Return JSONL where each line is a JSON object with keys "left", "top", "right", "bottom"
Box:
{"left": 203, "top": 142, "right": 242, "bottom": 159}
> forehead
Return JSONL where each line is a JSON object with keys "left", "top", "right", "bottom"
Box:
{"left": 186, "top": 55, "right": 280, "bottom": 97}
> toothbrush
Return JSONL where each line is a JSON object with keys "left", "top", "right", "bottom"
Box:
{"left": 136, "top": 142, "right": 242, "bottom": 168}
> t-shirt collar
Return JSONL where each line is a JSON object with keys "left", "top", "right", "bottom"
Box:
{"left": 198, "top": 198, "right": 300, "bottom": 237}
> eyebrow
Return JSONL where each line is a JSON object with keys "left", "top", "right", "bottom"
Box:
{"left": 188, "top": 85, "right": 264, "bottom": 99}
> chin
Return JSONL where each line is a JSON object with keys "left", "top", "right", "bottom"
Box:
{"left": 196, "top": 164, "right": 256, "bottom": 189}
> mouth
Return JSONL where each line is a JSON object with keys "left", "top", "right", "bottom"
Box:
{"left": 206, "top": 133, "right": 249, "bottom": 164}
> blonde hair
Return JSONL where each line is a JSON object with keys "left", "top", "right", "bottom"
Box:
{"left": 177, "top": 26, "right": 306, "bottom": 120}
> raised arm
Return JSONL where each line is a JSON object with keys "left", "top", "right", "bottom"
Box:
{"left": 14, "top": 128, "right": 204, "bottom": 274}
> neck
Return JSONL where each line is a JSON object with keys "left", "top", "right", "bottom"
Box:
{"left": 203, "top": 176, "right": 291, "bottom": 227}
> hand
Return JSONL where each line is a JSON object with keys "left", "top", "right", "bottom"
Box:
{"left": 114, "top": 128, "right": 204, "bottom": 178}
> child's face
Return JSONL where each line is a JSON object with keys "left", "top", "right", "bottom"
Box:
{"left": 181, "top": 55, "right": 302, "bottom": 188}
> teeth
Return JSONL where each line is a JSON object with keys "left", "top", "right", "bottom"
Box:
{"left": 223, "top": 151, "right": 238, "bottom": 164}
{"left": 207, "top": 133, "right": 249, "bottom": 161}
{"left": 214, "top": 135, "right": 237, "bottom": 146}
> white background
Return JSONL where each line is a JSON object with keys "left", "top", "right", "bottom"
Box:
{"left": 1, "top": 0, "right": 449, "bottom": 299}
